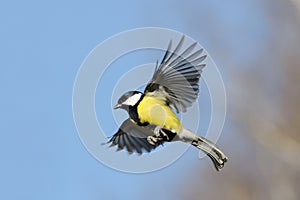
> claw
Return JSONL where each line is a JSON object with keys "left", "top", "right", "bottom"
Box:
{"left": 159, "top": 129, "right": 169, "bottom": 141}
{"left": 147, "top": 136, "right": 158, "bottom": 145}
{"left": 154, "top": 126, "right": 163, "bottom": 136}
{"left": 147, "top": 135, "right": 164, "bottom": 146}
{"left": 148, "top": 127, "right": 176, "bottom": 145}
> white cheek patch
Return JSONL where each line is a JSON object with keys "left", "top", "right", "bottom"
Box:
{"left": 123, "top": 93, "right": 142, "bottom": 106}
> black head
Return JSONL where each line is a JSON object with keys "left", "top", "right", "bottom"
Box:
{"left": 113, "top": 91, "right": 143, "bottom": 110}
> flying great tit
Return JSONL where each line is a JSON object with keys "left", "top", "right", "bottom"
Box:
{"left": 109, "top": 36, "right": 228, "bottom": 171}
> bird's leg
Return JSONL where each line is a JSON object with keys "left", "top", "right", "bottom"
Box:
{"left": 147, "top": 126, "right": 164, "bottom": 145}
{"left": 159, "top": 129, "right": 176, "bottom": 141}
{"left": 160, "top": 128, "right": 176, "bottom": 142}
{"left": 147, "top": 136, "right": 159, "bottom": 146}
{"left": 147, "top": 126, "right": 177, "bottom": 145}
{"left": 154, "top": 126, "right": 163, "bottom": 136}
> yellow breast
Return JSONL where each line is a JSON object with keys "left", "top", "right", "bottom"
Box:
{"left": 137, "top": 96, "right": 181, "bottom": 132}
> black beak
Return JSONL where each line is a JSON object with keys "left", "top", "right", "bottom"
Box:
{"left": 113, "top": 104, "right": 122, "bottom": 109}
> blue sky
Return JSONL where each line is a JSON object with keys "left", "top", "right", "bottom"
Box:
{"left": 0, "top": 0, "right": 270, "bottom": 199}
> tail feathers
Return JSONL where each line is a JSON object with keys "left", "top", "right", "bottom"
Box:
{"left": 179, "top": 128, "right": 228, "bottom": 171}
{"left": 192, "top": 135, "right": 228, "bottom": 171}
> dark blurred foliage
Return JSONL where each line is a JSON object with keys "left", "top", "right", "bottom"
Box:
{"left": 169, "top": 0, "right": 300, "bottom": 199}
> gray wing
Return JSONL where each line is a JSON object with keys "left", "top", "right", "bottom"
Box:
{"left": 144, "top": 35, "right": 206, "bottom": 113}
{"left": 108, "top": 119, "right": 162, "bottom": 154}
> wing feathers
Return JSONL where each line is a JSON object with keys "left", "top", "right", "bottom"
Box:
{"left": 164, "top": 36, "right": 185, "bottom": 65}
{"left": 108, "top": 119, "right": 160, "bottom": 154}
{"left": 159, "top": 40, "right": 173, "bottom": 68}
{"left": 144, "top": 36, "right": 206, "bottom": 113}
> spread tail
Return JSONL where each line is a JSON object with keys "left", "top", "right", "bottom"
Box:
{"left": 178, "top": 127, "right": 228, "bottom": 171}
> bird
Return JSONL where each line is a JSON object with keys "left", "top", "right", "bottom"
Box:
{"left": 109, "top": 36, "right": 228, "bottom": 171}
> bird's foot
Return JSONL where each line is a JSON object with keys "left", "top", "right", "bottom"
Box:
{"left": 154, "top": 126, "right": 163, "bottom": 136}
{"left": 147, "top": 127, "right": 177, "bottom": 145}
{"left": 147, "top": 135, "right": 163, "bottom": 146}
{"left": 159, "top": 129, "right": 170, "bottom": 141}
{"left": 148, "top": 126, "right": 167, "bottom": 145}
{"left": 154, "top": 126, "right": 174, "bottom": 141}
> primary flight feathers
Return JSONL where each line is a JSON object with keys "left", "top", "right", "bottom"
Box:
{"left": 144, "top": 35, "right": 207, "bottom": 112}
{"left": 109, "top": 119, "right": 160, "bottom": 154}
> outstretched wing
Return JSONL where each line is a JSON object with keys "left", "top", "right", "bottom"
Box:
{"left": 144, "top": 36, "right": 206, "bottom": 113}
{"left": 108, "top": 119, "right": 161, "bottom": 154}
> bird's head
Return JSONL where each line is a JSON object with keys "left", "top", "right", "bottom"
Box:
{"left": 113, "top": 91, "right": 143, "bottom": 110}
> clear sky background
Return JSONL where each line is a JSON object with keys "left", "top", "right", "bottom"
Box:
{"left": 1, "top": 0, "right": 300, "bottom": 200}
